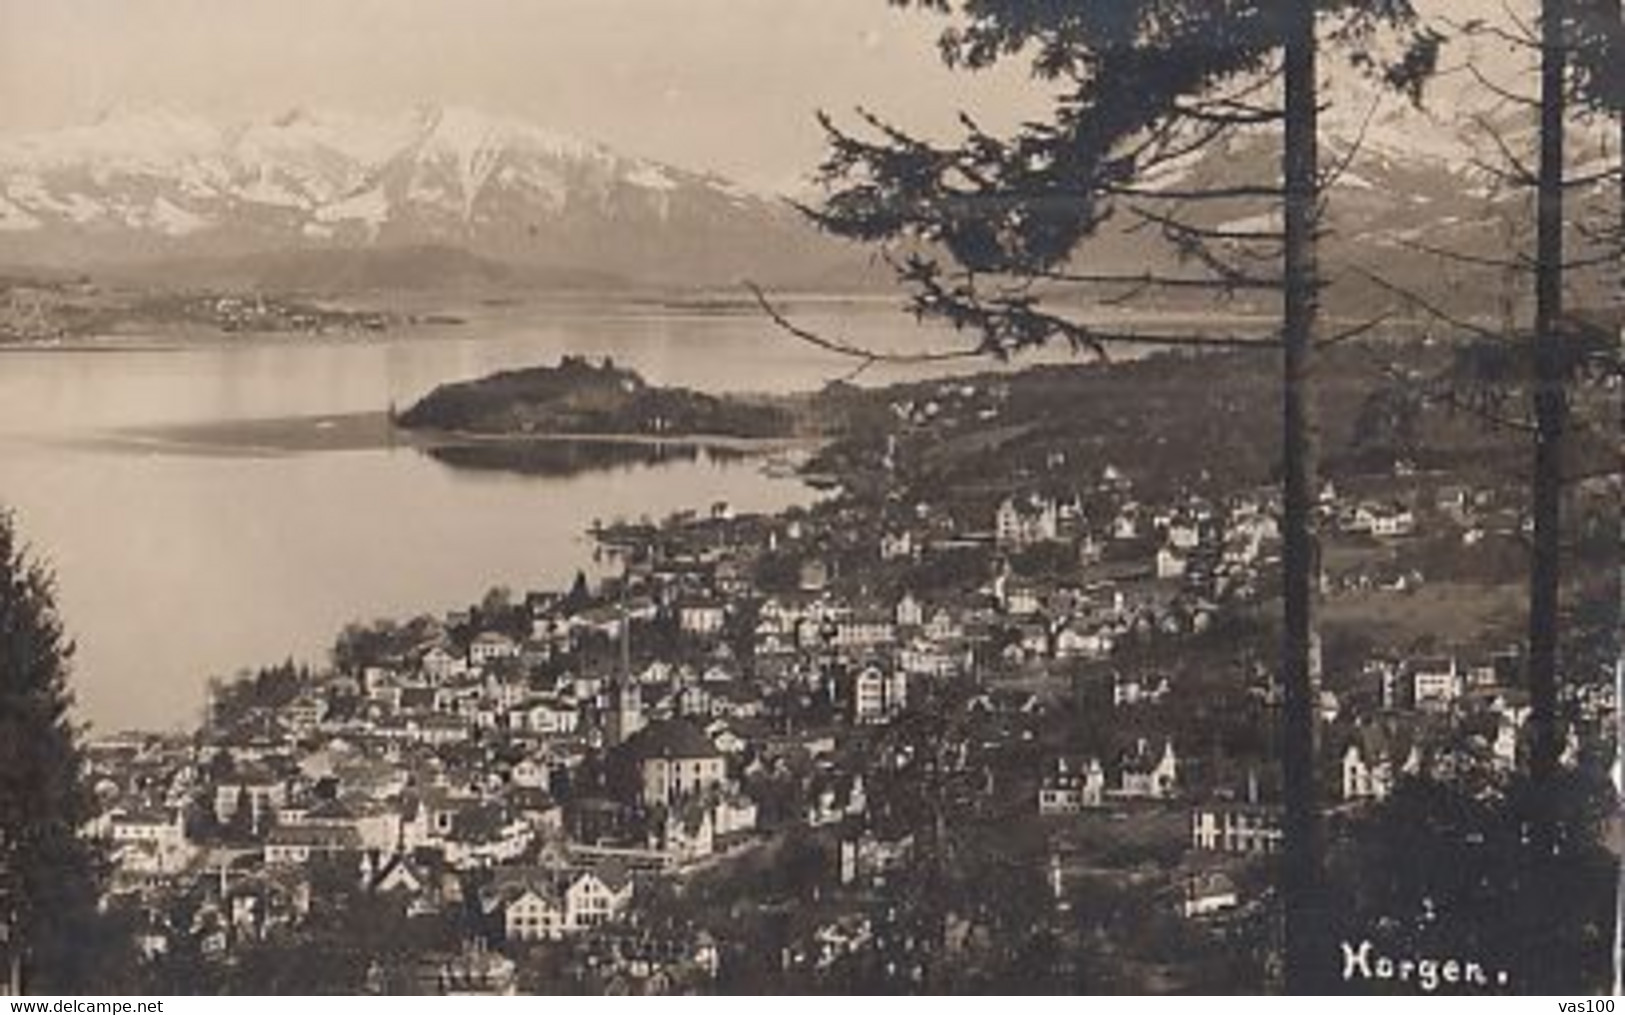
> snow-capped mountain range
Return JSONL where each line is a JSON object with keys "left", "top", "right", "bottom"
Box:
{"left": 0, "top": 100, "right": 1611, "bottom": 304}
{"left": 0, "top": 105, "right": 856, "bottom": 289}
{"left": 1085, "top": 77, "right": 1618, "bottom": 315}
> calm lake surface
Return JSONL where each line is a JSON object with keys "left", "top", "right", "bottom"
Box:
{"left": 0, "top": 298, "right": 1022, "bottom": 732}
{"left": 0, "top": 297, "right": 1247, "bottom": 731}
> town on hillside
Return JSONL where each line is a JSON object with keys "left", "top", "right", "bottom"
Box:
{"left": 84, "top": 349, "right": 1620, "bottom": 994}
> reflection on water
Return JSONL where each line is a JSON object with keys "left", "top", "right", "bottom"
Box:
{"left": 420, "top": 438, "right": 754, "bottom": 478}
{"left": 0, "top": 300, "right": 1259, "bottom": 730}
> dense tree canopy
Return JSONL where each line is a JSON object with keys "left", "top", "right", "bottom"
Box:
{"left": 1329, "top": 771, "right": 1617, "bottom": 994}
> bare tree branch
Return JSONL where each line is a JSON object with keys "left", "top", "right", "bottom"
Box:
{"left": 1128, "top": 203, "right": 1287, "bottom": 243}
{"left": 1396, "top": 237, "right": 1536, "bottom": 271}
{"left": 1352, "top": 266, "right": 1513, "bottom": 344}
{"left": 1319, "top": 98, "right": 1381, "bottom": 194}
{"left": 1465, "top": 60, "right": 1542, "bottom": 109}
{"left": 1318, "top": 312, "right": 1398, "bottom": 349}
{"left": 746, "top": 277, "right": 1285, "bottom": 376}
{"left": 744, "top": 282, "right": 984, "bottom": 369}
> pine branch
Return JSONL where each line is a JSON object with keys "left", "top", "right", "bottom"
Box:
{"left": 1129, "top": 116, "right": 1239, "bottom": 176}
{"left": 1118, "top": 202, "right": 1287, "bottom": 290}
{"left": 1033, "top": 268, "right": 1282, "bottom": 291}
{"left": 1128, "top": 204, "right": 1287, "bottom": 243}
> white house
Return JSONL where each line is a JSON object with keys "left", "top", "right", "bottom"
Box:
{"left": 511, "top": 755, "right": 551, "bottom": 790}
{"left": 109, "top": 807, "right": 188, "bottom": 853}
{"left": 523, "top": 697, "right": 579, "bottom": 736}
{"left": 996, "top": 495, "right": 1061, "bottom": 547}
{"left": 1410, "top": 657, "right": 1461, "bottom": 711}
{"left": 834, "top": 614, "right": 897, "bottom": 650}
{"left": 879, "top": 531, "right": 916, "bottom": 561}
{"left": 1055, "top": 624, "right": 1113, "bottom": 661}
{"left": 678, "top": 601, "right": 727, "bottom": 637}
{"left": 421, "top": 645, "right": 466, "bottom": 682}
{"left": 1113, "top": 672, "right": 1169, "bottom": 707}
{"left": 1190, "top": 804, "right": 1282, "bottom": 855}
{"left": 1341, "top": 730, "right": 1422, "bottom": 803}
{"left": 899, "top": 637, "right": 970, "bottom": 679}
{"left": 656, "top": 804, "right": 715, "bottom": 863}
{"left": 1118, "top": 740, "right": 1179, "bottom": 799}
{"left": 995, "top": 577, "right": 1042, "bottom": 617}
{"left": 108, "top": 808, "right": 194, "bottom": 874}
{"left": 264, "top": 824, "right": 363, "bottom": 865}
{"left": 1177, "top": 872, "right": 1239, "bottom": 919}
{"left": 468, "top": 632, "right": 521, "bottom": 668}
{"left": 1341, "top": 743, "right": 1391, "bottom": 802}
{"left": 1165, "top": 520, "right": 1202, "bottom": 550}
{"left": 623, "top": 720, "right": 727, "bottom": 808}
{"left": 485, "top": 863, "right": 635, "bottom": 942}
{"left": 1038, "top": 756, "right": 1105, "bottom": 814}
{"left": 895, "top": 593, "right": 925, "bottom": 629}
{"left": 850, "top": 666, "right": 907, "bottom": 725}
{"left": 1155, "top": 547, "right": 1188, "bottom": 580}
{"left": 1370, "top": 506, "right": 1416, "bottom": 538}
{"left": 563, "top": 865, "right": 634, "bottom": 931}
{"left": 213, "top": 770, "right": 288, "bottom": 830}
{"left": 1350, "top": 502, "right": 1416, "bottom": 538}
{"left": 712, "top": 791, "right": 759, "bottom": 838}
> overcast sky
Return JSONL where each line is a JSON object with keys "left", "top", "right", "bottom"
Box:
{"left": 0, "top": 0, "right": 1050, "bottom": 190}
{"left": 0, "top": 0, "right": 1529, "bottom": 190}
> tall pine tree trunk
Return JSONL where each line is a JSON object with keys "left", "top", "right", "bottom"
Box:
{"left": 1610, "top": 0, "right": 1623, "bottom": 996}
{"left": 1279, "top": 0, "right": 1328, "bottom": 994}
{"left": 1521, "top": 0, "right": 1570, "bottom": 992}
{"left": 1528, "top": 0, "right": 1568, "bottom": 817}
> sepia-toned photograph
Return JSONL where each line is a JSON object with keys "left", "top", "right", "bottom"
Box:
{"left": 0, "top": 0, "right": 1619, "bottom": 997}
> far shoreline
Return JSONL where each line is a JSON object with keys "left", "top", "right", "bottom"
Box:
{"left": 100, "top": 410, "right": 824, "bottom": 458}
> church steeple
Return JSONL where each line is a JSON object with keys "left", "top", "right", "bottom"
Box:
{"left": 606, "top": 677, "right": 643, "bottom": 747}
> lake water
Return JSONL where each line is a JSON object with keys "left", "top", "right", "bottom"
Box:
{"left": 0, "top": 295, "right": 1242, "bottom": 731}
{"left": 0, "top": 297, "right": 1036, "bottom": 733}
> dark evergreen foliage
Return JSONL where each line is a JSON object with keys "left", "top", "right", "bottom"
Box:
{"left": 804, "top": 0, "right": 1441, "bottom": 358}
{"left": 0, "top": 510, "right": 108, "bottom": 992}
{"left": 1329, "top": 771, "right": 1617, "bottom": 994}
{"left": 1571, "top": 0, "right": 1624, "bottom": 115}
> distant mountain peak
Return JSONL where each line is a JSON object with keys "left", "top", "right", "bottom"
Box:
{"left": 0, "top": 105, "right": 859, "bottom": 289}
{"left": 2, "top": 104, "right": 223, "bottom": 172}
